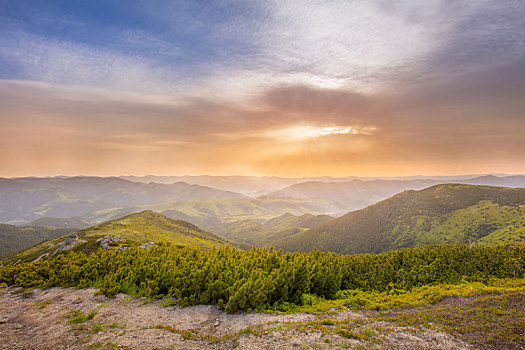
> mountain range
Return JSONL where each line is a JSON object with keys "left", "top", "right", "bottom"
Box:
{"left": 2, "top": 183, "right": 525, "bottom": 264}
{"left": 121, "top": 174, "right": 525, "bottom": 196}
{"left": 3, "top": 174, "right": 524, "bottom": 227}
{"left": 0, "top": 177, "right": 243, "bottom": 224}
{"left": 277, "top": 184, "right": 525, "bottom": 254}
{"left": 267, "top": 175, "right": 525, "bottom": 212}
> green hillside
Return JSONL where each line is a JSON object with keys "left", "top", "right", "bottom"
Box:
{"left": 277, "top": 184, "right": 525, "bottom": 254}
{"left": 76, "top": 210, "right": 229, "bottom": 246}
{"left": 2, "top": 211, "right": 230, "bottom": 264}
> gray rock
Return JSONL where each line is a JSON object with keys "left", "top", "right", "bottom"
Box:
{"left": 139, "top": 242, "right": 154, "bottom": 249}
{"left": 53, "top": 233, "right": 81, "bottom": 255}
{"left": 99, "top": 234, "right": 113, "bottom": 249}
{"left": 33, "top": 253, "right": 49, "bottom": 262}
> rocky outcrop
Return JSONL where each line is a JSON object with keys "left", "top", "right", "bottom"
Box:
{"left": 96, "top": 235, "right": 122, "bottom": 249}
{"left": 139, "top": 242, "right": 154, "bottom": 249}
{"left": 33, "top": 253, "right": 49, "bottom": 262}
{"left": 53, "top": 233, "right": 82, "bottom": 255}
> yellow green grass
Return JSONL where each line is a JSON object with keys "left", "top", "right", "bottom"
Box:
{"left": 265, "top": 278, "right": 525, "bottom": 314}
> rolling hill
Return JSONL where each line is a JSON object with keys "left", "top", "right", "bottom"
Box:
{"left": 76, "top": 210, "right": 228, "bottom": 247}
{"left": 1, "top": 211, "right": 230, "bottom": 264}
{"left": 277, "top": 184, "right": 525, "bottom": 254}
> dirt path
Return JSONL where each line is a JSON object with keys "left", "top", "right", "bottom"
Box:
{"left": 0, "top": 286, "right": 470, "bottom": 350}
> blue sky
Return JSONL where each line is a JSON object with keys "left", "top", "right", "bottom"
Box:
{"left": 0, "top": 0, "right": 524, "bottom": 176}
{"left": 0, "top": 0, "right": 263, "bottom": 84}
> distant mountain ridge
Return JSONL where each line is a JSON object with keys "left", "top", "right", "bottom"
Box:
{"left": 0, "top": 176, "right": 244, "bottom": 224}
{"left": 277, "top": 184, "right": 525, "bottom": 254}
{"left": 267, "top": 179, "right": 438, "bottom": 211}
{"left": 81, "top": 197, "right": 344, "bottom": 227}
{"left": 120, "top": 174, "right": 524, "bottom": 196}
{"left": 2, "top": 174, "right": 525, "bottom": 240}
{"left": 267, "top": 175, "right": 525, "bottom": 212}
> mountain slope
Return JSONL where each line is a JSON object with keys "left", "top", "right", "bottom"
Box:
{"left": 76, "top": 210, "right": 228, "bottom": 247}
{"left": 0, "top": 177, "right": 244, "bottom": 224}
{"left": 0, "top": 224, "right": 77, "bottom": 255}
{"left": 277, "top": 184, "right": 525, "bottom": 254}
{"left": 2, "top": 211, "right": 230, "bottom": 264}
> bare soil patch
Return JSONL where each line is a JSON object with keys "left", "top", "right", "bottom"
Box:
{"left": 1, "top": 286, "right": 472, "bottom": 349}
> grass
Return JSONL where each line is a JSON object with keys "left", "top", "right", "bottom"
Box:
{"left": 376, "top": 291, "right": 525, "bottom": 349}
{"left": 84, "top": 343, "right": 131, "bottom": 350}
{"left": 150, "top": 318, "right": 386, "bottom": 349}
{"left": 151, "top": 316, "right": 385, "bottom": 346}
{"left": 67, "top": 309, "right": 98, "bottom": 324}
{"left": 88, "top": 321, "right": 120, "bottom": 334}
{"left": 89, "top": 322, "right": 106, "bottom": 333}
{"left": 33, "top": 299, "right": 54, "bottom": 309}
{"left": 151, "top": 324, "right": 268, "bottom": 343}
{"left": 263, "top": 278, "right": 525, "bottom": 314}
{"left": 160, "top": 297, "right": 178, "bottom": 307}
{"left": 75, "top": 210, "right": 230, "bottom": 249}
{"left": 84, "top": 343, "right": 102, "bottom": 350}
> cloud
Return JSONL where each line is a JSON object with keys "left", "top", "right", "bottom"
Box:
{"left": 0, "top": 0, "right": 524, "bottom": 176}
{"left": 0, "top": 0, "right": 489, "bottom": 97}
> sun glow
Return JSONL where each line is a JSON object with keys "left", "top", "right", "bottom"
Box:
{"left": 276, "top": 125, "right": 376, "bottom": 139}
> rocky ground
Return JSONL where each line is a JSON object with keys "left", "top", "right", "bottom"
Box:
{"left": 0, "top": 286, "right": 497, "bottom": 350}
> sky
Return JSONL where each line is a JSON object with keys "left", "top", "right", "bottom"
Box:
{"left": 1, "top": 0, "right": 524, "bottom": 177}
